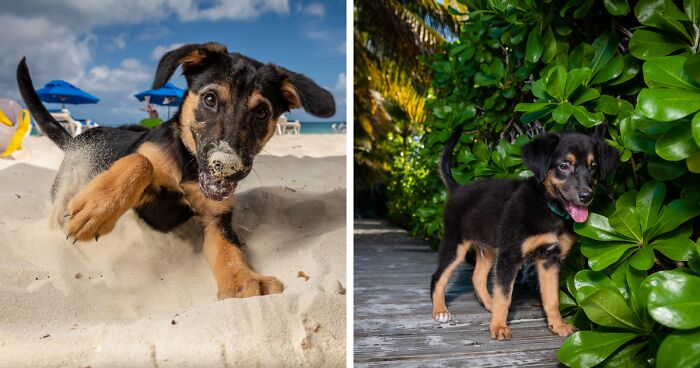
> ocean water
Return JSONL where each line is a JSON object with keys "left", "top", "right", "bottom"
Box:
{"left": 299, "top": 121, "right": 346, "bottom": 134}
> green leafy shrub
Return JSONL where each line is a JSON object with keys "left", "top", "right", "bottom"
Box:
{"left": 385, "top": 0, "right": 700, "bottom": 366}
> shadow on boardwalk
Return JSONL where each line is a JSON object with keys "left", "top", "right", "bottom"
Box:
{"left": 354, "top": 219, "right": 566, "bottom": 367}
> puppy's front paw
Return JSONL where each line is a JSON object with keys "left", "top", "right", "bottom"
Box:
{"left": 66, "top": 194, "right": 121, "bottom": 242}
{"left": 550, "top": 322, "right": 576, "bottom": 337}
{"left": 432, "top": 304, "right": 453, "bottom": 323}
{"left": 490, "top": 324, "right": 512, "bottom": 341}
{"left": 217, "top": 271, "right": 284, "bottom": 300}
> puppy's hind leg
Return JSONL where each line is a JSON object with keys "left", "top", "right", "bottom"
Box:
{"left": 431, "top": 237, "right": 470, "bottom": 323}
{"left": 66, "top": 153, "right": 153, "bottom": 241}
{"left": 472, "top": 245, "right": 495, "bottom": 312}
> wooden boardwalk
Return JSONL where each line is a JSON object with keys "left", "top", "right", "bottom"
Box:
{"left": 354, "top": 219, "right": 565, "bottom": 367}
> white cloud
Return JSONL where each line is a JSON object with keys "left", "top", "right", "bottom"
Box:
{"left": 304, "top": 3, "right": 325, "bottom": 17}
{"left": 76, "top": 58, "right": 151, "bottom": 94}
{"left": 150, "top": 43, "right": 185, "bottom": 61}
{"left": 2, "top": 0, "right": 290, "bottom": 26}
{"left": 107, "top": 33, "right": 127, "bottom": 51}
{"left": 0, "top": 14, "right": 92, "bottom": 101}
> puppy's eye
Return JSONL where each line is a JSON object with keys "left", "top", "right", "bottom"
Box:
{"left": 590, "top": 163, "right": 598, "bottom": 172}
{"left": 202, "top": 92, "right": 217, "bottom": 108}
{"left": 254, "top": 107, "right": 269, "bottom": 121}
{"left": 559, "top": 162, "right": 570, "bottom": 171}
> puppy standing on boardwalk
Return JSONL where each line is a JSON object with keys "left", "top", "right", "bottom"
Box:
{"left": 17, "top": 42, "right": 335, "bottom": 300}
{"left": 431, "top": 127, "right": 618, "bottom": 340}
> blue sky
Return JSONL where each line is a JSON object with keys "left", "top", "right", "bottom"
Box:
{"left": 0, "top": 1, "right": 346, "bottom": 126}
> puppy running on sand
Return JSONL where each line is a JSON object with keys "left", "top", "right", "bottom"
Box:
{"left": 431, "top": 127, "right": 618, "bottom": 340}
{"left": 17, "top": 42, "right": 335, "bottom": 300}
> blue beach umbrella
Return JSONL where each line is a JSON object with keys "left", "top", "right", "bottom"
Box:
{"left": 36, "top": 80, "right": 99, "bottom": 109}
{"left": 134, "top": 82, "right": 185, "bottom": 118}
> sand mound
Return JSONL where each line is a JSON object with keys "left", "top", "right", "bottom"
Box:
{"left": 0, "top": 135, "right": 346, "bottom": 367}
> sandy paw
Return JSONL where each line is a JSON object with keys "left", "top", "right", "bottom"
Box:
{"left": 490, "top": 324, "right": 512, "bottom": 340}
{"left": 65, "top": 195, "right": 122, "bottom": 242}
{"left": 550, "top": 322, "right": 576, "bottom": 337}
{"left": 217, "top": 272, "right": 284, "bottom": 299}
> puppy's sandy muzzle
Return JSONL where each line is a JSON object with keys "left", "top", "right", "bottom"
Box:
{"left": 208, "top": 151, "right": 246, "bottom": 179}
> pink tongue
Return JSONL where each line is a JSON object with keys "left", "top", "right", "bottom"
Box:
{"left": 565, "top": 203, "right": 589, "bottom": 223}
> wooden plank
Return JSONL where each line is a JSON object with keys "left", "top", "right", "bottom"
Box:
{"left": 353, "top": 219, "right": 564, "bottom": 366}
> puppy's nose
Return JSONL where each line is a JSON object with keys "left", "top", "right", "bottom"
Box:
{"left": 578, "top": 191, "right": 593, "bottom": 203}
{"left": 208, "top": 151, "right": 245, "bottom": 178}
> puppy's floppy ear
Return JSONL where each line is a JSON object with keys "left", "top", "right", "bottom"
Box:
{"left": 273, "top": 66, "right": 336, "bottom": 118}
{"left": 596, "top": 138, "right": 620, "bottom": 182}
{"left": 522, "top": 133, "right": 560, "bottom": 181}
{"left": 152, "top": 42, "right": 228, "bottom": 89}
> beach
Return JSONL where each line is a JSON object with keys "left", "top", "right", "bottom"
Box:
{"left": 0, "top": 133, "right": 346, "bottom": 367}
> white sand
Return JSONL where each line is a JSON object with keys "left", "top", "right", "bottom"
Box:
{"left": 0, "top": 134, "right": 346, "bottom": 367}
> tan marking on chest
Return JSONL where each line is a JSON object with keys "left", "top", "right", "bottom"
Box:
{"left": 181, "top": 181, "right": 232, "bottom": 218}
{"left": 558, "top": 232, "right": 576, "bottom": 258}
{"left": 521, "top": 233, "right": 559, "bottom": 256}
{"left": 137, "top": 142, "right": 182, "bottom": 191}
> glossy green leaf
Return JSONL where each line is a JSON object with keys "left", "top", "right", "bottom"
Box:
{"left": 599, "top": 341, "right": 646, "bottom": 368}
{"left": 652, "top": 231, "right": 696, "bottom": 260}
{"left": 687, "top": 152, "right": 700, "bottom": 173}
{"left": 542, "top": 26, "right": 557, "bottom": 63}
{"left": 636, "top": 181, "right": 666, "bottom": 232}
{"left": 616, "top": 190, "right": 637, "bottom": 211}
{"left": 565, "top": 68, "right": 592, "bottom": 99}
{"left": 593, "top": 95, "right": 620, "bottom": 115}
{"left": 629, "top": 246, "right": 655, "bottom": 270}
{"left": 629, "top": 29, "right": 687, "bottom": 60}
{"left": 558, "top": 331, "right": 638, "bottom": 368}
{"left": 622, "top": 132, "right": 656, "bottom": 154}
{"left": 592, "top": 55, "right": 624, "bottom": 85}
{"left": 649, "top": 199, "right": 700, "bottom": 238}
{"left": 635, "top": 0, "right": 691, "bottom": 41}
{"left": 572, "top": 105, "right": 605, "bottom": 127}
{"left": 643, "top": 56, "right": 700, "bottom": 91}
{"left": 553, "top": 102, "right": 574, "bottom": 124}
{"left": 692, "top": 112, "right": 700, "bottom": 146}
{"left": 579, "top": 288, "right": 643, "bottom": 330}
{"left": 656, "top": 123, "right": 700, "bottom": 161}
{"left": 575, "top": 213, "right": 632, "bottom": 241}
{"left": 610, "top": 207, "right": 642, "bottom": 241}
{"left": 581, "top": 239, "right": 637, "bottom": 271}
{"left": 647, "top": 271, "right": 700, "bottom": 328}
{"left": 609, "top": 54, "right": 640, "bottom": 86}
{"left": 685, "top": 0, "right": 700, "bottom": 24}
{"left": 545, "top": 65, "right": 567, "bottom": 100}
{"left": 656, "top": 329, "right": 700, "bottom": 368}
{"left": 647, "top": 157, "right": 688, "bottom": 180}
{"left": 604, "top": 0, "right": 630, "bottom": 15}
{"left": 638, "top": 88, "right": 700, "bottom": 121}
{"left": 572, "top": 88, "right": 601, "bottom": 105}
{"left": 589, "top": 34, "right": 619, "bottom": 83}
{"left": 574, "top": 270, "right": 627, "bottom": 302}
{"left": 526, "top": 28, "right": 543, "bottom": 63}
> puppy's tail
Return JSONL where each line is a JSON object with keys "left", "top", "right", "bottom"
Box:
{"left": 439, "top": 126, "right": 462, "bottom": 193}
{"left": 16, "top": 58, "right": 72, "bottom": 150}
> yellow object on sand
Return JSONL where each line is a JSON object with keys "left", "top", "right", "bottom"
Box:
{"left": 0, "top": 108, "right": 30, "bottom": 157}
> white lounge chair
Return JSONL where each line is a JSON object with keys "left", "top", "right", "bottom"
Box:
{"left": 48, "top": 108, "right": 97, "bottom": 137}
{"left": 285, "top": 119, "right": 301, "bottom": 134}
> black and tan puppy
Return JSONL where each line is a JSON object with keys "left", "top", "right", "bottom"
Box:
{"left": 431, "top": 128, "right": 618, "bottom": 340}
{"left": 17, "top": 42, "right": 335, "bottom": 299}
